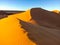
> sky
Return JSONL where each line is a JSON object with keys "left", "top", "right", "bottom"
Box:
{"left": 0, "top": 0, "right": 60, "bottom": 11}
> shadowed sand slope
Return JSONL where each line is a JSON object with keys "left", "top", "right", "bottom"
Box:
{"left": 0, "top": 8, "right": 60, "bottom": 45}
{"left": 30, "top": 8, "right": 60, "bottom": 29}
{"left": 20, "top": 20, "right": 60, "bottom": 45}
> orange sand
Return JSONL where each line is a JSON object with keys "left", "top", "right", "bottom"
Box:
{"left": 52, "top": 10, "right": 60, "bottom": 13}
{"left": 0, "top": 10, "right": 36, "bottom": 45}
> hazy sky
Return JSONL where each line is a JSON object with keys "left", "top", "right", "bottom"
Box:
{"left": 0, "top": 0, "right": 60, "bottom": 10}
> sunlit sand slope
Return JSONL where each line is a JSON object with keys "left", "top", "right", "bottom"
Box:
{"left": 52, "top": 10, "right": 60, "bottom": 13}
{"left": 0, "top": 12, "right": 36, "bottom": 45}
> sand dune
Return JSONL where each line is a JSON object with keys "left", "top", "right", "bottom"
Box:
{"left": 52, "top": 10, "right": 60, "bottom": 13}
{"left": 19, "top": 8, "right": 60, "bottom": 45}
{"left": 30, "top": 8, "right": 60, "bottom": 29}
{"left": 0, "top": 11, "right": 36, "bottom": 45}
{"left": 0, "top": 8, "right": 60, "bottom": 45}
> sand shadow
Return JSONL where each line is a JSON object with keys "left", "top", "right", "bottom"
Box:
{"left": 30, "top": 8, "right": 60, "bottom": 29}
{"left": 20, "top": 19, "right": 60, "bottom": 45}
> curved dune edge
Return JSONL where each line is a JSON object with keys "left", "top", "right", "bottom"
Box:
{"left": 0, "top": 10, "right": 36, "bottom": 45}
{"left": 14, "top": 10, "right": 37, "bottom": 24}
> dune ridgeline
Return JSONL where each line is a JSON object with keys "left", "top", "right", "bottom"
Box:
{"left": 0, "top": 8, "right": 60, "bottom": 45}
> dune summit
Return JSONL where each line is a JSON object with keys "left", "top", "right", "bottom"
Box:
{"left": 0, "top": 8, "right": 60, "bottom": 45}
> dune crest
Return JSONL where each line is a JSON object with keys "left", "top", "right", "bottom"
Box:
{"left": 14, "top": 10, "right": 31, "bottom": 22}
{"left": 15, "top": 8, "right": 60, "bottom": 45}
{"left": 17, "top": 8, "right": 60, "bottom": 45}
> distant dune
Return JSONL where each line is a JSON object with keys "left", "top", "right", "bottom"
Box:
{"left": 0, "top": 8, "right": 60, "bottom": 45}
{"left": 52, "top": 10, "right": 60, "bottom": 13}
{"left": 0, "top": 10, "right": 25, "bottom": 19}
